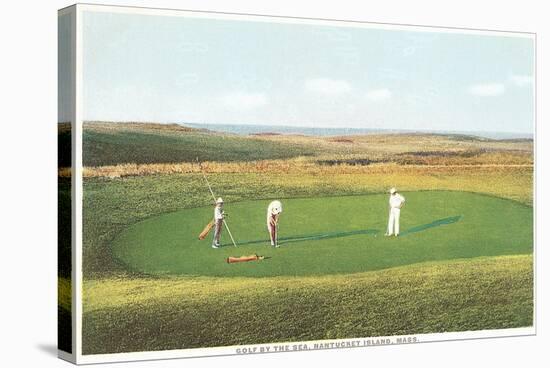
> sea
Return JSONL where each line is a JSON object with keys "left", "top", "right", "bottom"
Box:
{"left": 185, "top": 123, "right": 533, "bottom": 140}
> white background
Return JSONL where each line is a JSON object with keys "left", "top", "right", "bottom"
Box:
{"left": 0, "top": 0, "right": 547, "bottom": 366}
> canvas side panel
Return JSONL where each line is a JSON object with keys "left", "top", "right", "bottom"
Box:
{"left": 58, "top": 7, "right": 75, "bottom": 357}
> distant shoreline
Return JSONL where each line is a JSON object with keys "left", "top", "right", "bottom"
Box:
{"left": 185, "top": 123, "right": 533, "bottom": 141}
{"left": 78, "top": 121, "right": 533, "bottom": 141}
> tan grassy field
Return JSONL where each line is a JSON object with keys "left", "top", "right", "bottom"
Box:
{"left": 75, "top": 164, "right": 532, "bottom": 205}
{"left": 251, "top": 131, "right": 533, "bottom": 157}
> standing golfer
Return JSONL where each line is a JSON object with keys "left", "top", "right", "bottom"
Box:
{"left": 212, "top": 197, "right": 225, "bottom": 248}
{"left": 386, "top": 188, "right": 405, "bottom": 237}
{"left": 267, "top": 200, "right": 283, "bottom": 247}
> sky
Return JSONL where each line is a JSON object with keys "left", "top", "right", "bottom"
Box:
{"left": 76, "top": 10, "right": 535, "bottom": 134}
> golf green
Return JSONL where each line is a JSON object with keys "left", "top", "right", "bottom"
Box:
{"left": 112, "top": 191, "right": 533, "bottom": 277}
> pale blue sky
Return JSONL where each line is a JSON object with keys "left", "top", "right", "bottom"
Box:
{"left": 79, "top": 11, "right": 534, "bottom": 134}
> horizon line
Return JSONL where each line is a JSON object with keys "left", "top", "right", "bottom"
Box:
{"left": 79, "top": 120, "right": 534, "bottom": 138}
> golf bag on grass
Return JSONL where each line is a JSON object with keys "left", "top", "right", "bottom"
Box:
{"left": 226, "top": 254, "right": 268, "bottom": 263}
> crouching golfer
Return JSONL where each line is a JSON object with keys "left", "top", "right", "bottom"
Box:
{"left": 267, "top": 200, "right": 283, "bottom": 247}
{"left": 212, "top": 197, "right": 225, "bottom": 248}
{"left": 386, "top": 188, "right": 405, "bottom": 237}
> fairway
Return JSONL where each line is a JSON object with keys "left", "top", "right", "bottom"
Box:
{"left": 112, "top": 191, "right": 533, "bottom": 277}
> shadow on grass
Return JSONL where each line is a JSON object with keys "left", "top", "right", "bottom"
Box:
{"left": 220, "top": 215, "right": 462, "bottom": 247}
{"left": 223, "top": 229, "right": 380, "bottom": 247}
{"left": 400, "top": 215, "right": 462, "bottom": 236}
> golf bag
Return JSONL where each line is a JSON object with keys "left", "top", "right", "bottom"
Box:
{"left": 198, "top": 220, "right": 214, "bottom": 240}
{"left": 226, "top": 254, "right": 265, "bottom": 263}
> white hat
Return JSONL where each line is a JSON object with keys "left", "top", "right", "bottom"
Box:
{"left": 389, "top": 188, "right": 397, "bottom": 194}
{"left": 270, "top": 200, "right": 283, "bottom": 214}
{"left": 216, "top": 197, "right": 224, "bottom": 204}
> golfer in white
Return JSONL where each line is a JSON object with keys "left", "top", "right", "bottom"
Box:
{"left": 212, "top": 197, "right": 224, "bottom": 248}
{"left": 267, "top": 200, "right": 283, "bottom": 247}
{"left": 386, "top": 188, "right": 405, "bottom": 237}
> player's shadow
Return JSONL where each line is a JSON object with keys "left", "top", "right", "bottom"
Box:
{"left": 233, "top": 229, "right": 380, "bottom": 247}
{"left": 224, "top": 215, "right": 462, "bottom": 247}
{"left": 399, "top": 215, "right": 462, "bottom": 236}
{"left": 278, "top": 229, "right": 380, "bottom": 245}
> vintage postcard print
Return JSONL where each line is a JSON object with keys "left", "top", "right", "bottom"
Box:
{"left": 58, "top": 4, "right": 535, "bottom": 364}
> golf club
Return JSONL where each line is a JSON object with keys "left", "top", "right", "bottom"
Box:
{"left": 197, "top": 158, "right": 238, "bottom": 247}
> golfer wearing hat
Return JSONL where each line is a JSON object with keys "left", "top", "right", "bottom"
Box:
{"left": 267, "top": 200, "right": 283, "bottom": 247}
{"left": 212, "top": 197, "right": 225, "bottom": 248}
{"left": 386, "top": 188, "right": 405, "bottom": 237}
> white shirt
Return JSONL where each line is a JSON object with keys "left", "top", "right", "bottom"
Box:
{"left": 214, "top": 206, "right": 224, "bottom": 220}
{"left": 389, "top": 193, "right": 405, "bottom": 209}
{"left": 267, "top": 201, "right": 281, "bottom": 225}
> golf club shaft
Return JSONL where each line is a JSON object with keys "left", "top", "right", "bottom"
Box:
{"left": 223, "top": 220, "right": 237, "bottom": 248}
{"left": 200, "top": 166, "right": 217, "bottom": 202}
{"left": 198, "top": 161, "right": 238, "bottom": 247}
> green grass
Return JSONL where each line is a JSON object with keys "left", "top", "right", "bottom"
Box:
{"left": 82, "top": 254, "right": 533, "bottom": 354}
{"left": 58, "top": 175, "right": 72, "bottom": 353}
{"left": 82, "top": 168, "right": 532, "bottom": 278}
{"left": 78, "top": 127, "right": 533, "bottom": 355}
{"left": 112, "top": 191, "right": 532, "bottom": 277}
{"left": 80, "top": 122, "right": 533, "bottom": 167}
{"left": 58, "top": 277, "right": 72, "bottom": 354}
{"left": 58, "top": 178, "right": 72, "bottom": 278}
{"left": 83, "top": 128, "right": 317, "bottom": 166}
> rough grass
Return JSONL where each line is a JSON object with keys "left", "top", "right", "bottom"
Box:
{"left": 82, "top": 255, "right": 533, "bottom": 354}
{"left": 58, "top": 277, "right": 72, "bottom": 353}
{"left": 58, "top": 177, "right": 72, "bottom": 278}
{"left": 83, "top": 122, "right": 318, "bottom": 166}
{"left": 58, "top": 125, "right": 73, "bottom": 353}
{"left": 71, "top": 157, "right": 532, "bottom": 179}
{"left": 78, "top": 125, "right": 534, "bottom": 354}
{"left": 58, "top": 277, "right": 72, "bottom": 312}
{"left": 78, "top": 122, "right": 532, "bottom": 168}
{"left": 250, "top": 131, "right": 533, "bottom": 157}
